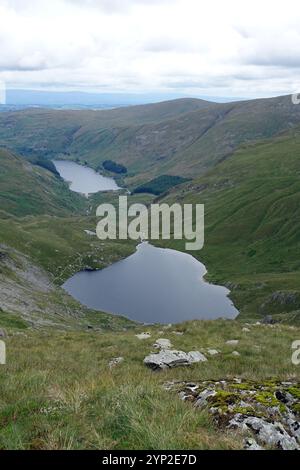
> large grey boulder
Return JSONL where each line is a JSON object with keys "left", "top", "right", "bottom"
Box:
{"left": 144, "top": 349, "right": 207, "bottom": 370}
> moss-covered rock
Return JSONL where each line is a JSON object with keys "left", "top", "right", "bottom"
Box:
{"left": 166, "top": 378, "right": 300, "bottom": 450}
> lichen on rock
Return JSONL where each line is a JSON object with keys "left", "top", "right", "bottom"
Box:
{"left": 165, "top": 379, "right": 300, "bottom": 450}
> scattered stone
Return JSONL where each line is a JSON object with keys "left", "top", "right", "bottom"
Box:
{"left": 108, "top": 357, "right": 124, "bottom": 369}
{"left": 242, "top": 327, "right": 250, "bottom": 332}
{"left": 135, "top": 332, "right": 151, "bottom": 340}
{"left": 144, "top": 349, "right": 207, "bottom": 370}
{"left": 207, "top": 349, "right": 219, "bottom": 356}
{"left": 163, "top": 324, "right": 172, "bottom": 330}
{"left": 172, "top": 331, "right": 184, "bottom": 336}
{"left": 153, "top": 338, "right": 172, "bottom": 349}
{"left": 226, "top": 340, "right": 239, "bottom": 346}
{"left": 232, "top": 351, "right": 240, "bottom": 357}
{"left": 84, "top": 230, "right": 97, "bottom": 236}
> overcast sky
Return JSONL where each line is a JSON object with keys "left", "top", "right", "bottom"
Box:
{"left": 0, "top": 0, "right": 300, "bottom": 98}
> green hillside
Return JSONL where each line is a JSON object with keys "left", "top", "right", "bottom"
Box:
{"left": 159, "top": 127, "right": 300, "bottom": 321}
{"left": 0, "top": 148, "right": 85, "bottom": 216}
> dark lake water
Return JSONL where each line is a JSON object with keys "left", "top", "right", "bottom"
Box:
{"left": 53, "top": 160, "right": 120, "bottom": 194}
{"left": 63, "top": 242, "right": 239, "bottom": 324}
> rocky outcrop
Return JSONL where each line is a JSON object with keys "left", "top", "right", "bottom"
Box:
{"left": 144, "top": 350, "right": 207, "bottom": 370}
{"left": 260, "top": 291, "right": 300, "bottom": 315}
{"left": 165, "top": 379, "right": 300, "bottom": 450}
{"left": 229, "top": 415, "right": 298, "bottom": 450}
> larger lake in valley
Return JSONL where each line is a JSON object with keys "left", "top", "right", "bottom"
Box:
{"left": 63, "top": 242, "right": 239, "bottom": 324}
{"left": 53, "top": 160, "right": 120, "bottom": 194}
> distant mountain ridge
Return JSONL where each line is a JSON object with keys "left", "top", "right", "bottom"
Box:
{"left": 4, "top": 89, "right": 241, "bottom": 107}
{"left": 0, "top": 94, "right": 299, "bottom": 187}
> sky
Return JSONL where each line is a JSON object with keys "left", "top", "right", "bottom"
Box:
{"left": 0, "top": 0, "right": 300, "bottom": 99}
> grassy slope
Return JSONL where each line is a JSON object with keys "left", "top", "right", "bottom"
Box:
{"left": 159, "top": 128, "right": 300, "bottom": 321}
{"left": 0, "top": 148, "right": 85, "bottom": 216}
{"left": 1, "top": 95, "right": 300, "bottom": 186}
{"left": 0, "top": 319, "right": 299, "bottom": 449}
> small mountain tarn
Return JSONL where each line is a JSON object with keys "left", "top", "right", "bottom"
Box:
{"left": 63, "top": 242, "right": 239, "bottom": 324}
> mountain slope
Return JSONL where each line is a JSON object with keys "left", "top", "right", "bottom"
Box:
{"left": 0, "top": 148, "right": 85, "bottom": 216}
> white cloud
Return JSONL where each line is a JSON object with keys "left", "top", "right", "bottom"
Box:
{"left": 0, "top": 0, "right": 300, "bottom": 98}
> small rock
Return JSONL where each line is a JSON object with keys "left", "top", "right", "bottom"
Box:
{"left": 226, "top": 340, "right": 239, "bottom": 346}
{"left": 0, "top": 329, "right": 6, "bottom": 338}
{"left": 109, "top": 357, "right": 124, "bottom": 369}
{"left": 262, "top": 315, "right": 276, "bottom": 325}
{"left": 135, "top": 332, "right": 151, "bottom": 340}
{"left": 84, "top": 230, "right": 96, "bottom": 236}
{"left": 232, "top": 351, "right": 240, "bottom": 357}
{"left": 233, "top": 377, "right": 242, "bottom": 384}
{"left": 275, "top": 390, "right": 295, "bottom": 405}
{"left": 195, "top": 389, "right": 217, "bottom": 407}
{"left": 153, "top": 338, "right": 172, "bottom": 349}
{"left": 207, "top": 349, "right": 219, "bottom": 356}
{"left": 185, "top": 383, "right": 199, "bottom": 392}
{"left": 172, "top": 331, "right": 184, "bottom": 336}
{"left": 242, "top": 327, "right": 250, "bottom": 332}
{"left": 179, "top": 391, "right": 188, "bottom": 401}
